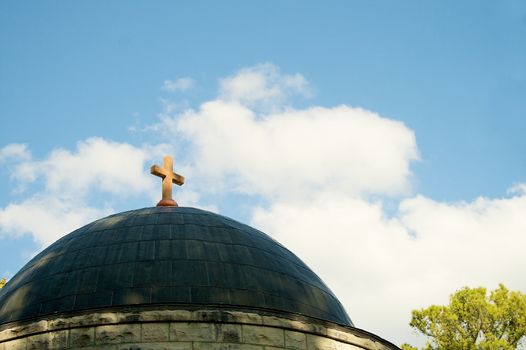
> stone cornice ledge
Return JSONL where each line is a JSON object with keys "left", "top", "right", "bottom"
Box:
{"left": 0, "top": 308, "right": 400, "bottom": 350}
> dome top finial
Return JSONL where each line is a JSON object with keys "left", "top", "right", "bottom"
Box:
{"left": 150, "top": 155, "right": 184, "bottom": 207}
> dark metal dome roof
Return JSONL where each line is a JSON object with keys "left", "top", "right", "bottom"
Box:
{"left": 0, "top": 207, "right": 353, "bottom": 326}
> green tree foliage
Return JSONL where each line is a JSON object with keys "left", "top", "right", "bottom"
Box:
{"left": 0, "top": 277, "right": 5, "bottom": 289}
{"left": 406, "top": 284, "right": 526, "bottom": 350}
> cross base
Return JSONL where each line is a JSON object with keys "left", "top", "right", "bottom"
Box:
{"left": 156, "top": 198, "right": 178, "bottom": 207}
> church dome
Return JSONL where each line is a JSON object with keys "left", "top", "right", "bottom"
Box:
{"left": 0, "top": 207, "right": 353, "bottom": 327}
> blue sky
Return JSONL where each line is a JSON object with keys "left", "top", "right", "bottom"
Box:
{"left": 1, "top": 1, "right": 525, "bottom": 346}
{"left": 2, "top": 1, "right": 525, "bottom": 201}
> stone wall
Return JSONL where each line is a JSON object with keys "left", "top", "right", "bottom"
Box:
{"left": 0, "top": 309, "right": 399, "bottom": 350}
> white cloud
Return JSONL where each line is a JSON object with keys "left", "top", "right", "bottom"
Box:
{"left": 251, "top": 188, "right": 526, "bottom": 346}
{"left": 0, "top": 143, "right": 36, "bottom": 192}
{"left": 219, "top": 63, "right": 310, "bottom": 108}
{"left": 171, "top": 101, "right": 418, "bottom": 200}
{"left": 35, "top": 138, "right": 157, "bottom": 197}
{"left": 0, "top": 196, "right": 109, "bottom": 246}
{"left": 162, "top": 78, "right": 195, "bottom": 92}
{"left": 399, "top": 193, "right": 526, "bottom": 289}
{"left": 0, "top": 143, "right": 31, "bottom": 163}
{"left": 508, "top": 183, "right": 526, "bottom": 195}
{"left": 0, "top": 138, "right": 181, "bottom": 246}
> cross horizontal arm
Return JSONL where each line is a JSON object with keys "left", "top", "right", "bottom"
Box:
{"left": 150, "top": 165, "right": 167, "bottom": 178}
{"left": 150, "top": 165, "right": 185, "bottom": 185}
{"left": 172, "top": 173, "right": 185, "bottom": 186}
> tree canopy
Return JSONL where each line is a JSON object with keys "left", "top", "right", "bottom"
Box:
{"left": 402, "top": 284, "right": 526, "bottom": 350}
{"left": 0, "top": 277, "right": 5, "bottom": 289}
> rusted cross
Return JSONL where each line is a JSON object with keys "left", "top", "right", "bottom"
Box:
{"left": 150, "top": 155, "right": 185, "bottom": 207}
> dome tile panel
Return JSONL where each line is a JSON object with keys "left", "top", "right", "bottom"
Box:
{"left": 0, "top": 207, "right": 353, "bottom": 327}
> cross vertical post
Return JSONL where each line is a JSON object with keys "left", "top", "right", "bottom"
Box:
{"left": 150, "top": 155, "right": 185, "bottom": 207}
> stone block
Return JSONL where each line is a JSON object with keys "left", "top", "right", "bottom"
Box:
{"left": 193, "top": 310, "right": 227, "bottom": 322}
{"left": 338, "top": 342, "right": 363, "bottom": 350}
{"left": 326, "top": 328, "right": 377, "bottom": 349}
{"left": 118, "top": 343, "right": 191, "bottom": 350}
{"left": 170, "top": 322, "right": 216, "bottom": 342}
{"left": 97, "top": 313, "right": 121, "bottom": 324}
{"left": 49, "top": 315, "right": 82, "bottom": 330}
{"left": 288, "top": 320, "right": 327, "bottom": 335}
{"left": 139, "top": 310, "right": 190, "bottom": 322}
{"left": 216, "top": 323, "right": 242, "bottom": 343}
{"left": 262, "top": 315, "right": 288, "bottom": 328}
{"left": 4, "top": 320, "right": 48, "bottom": 341}
{"left": 96, "top": 324, "right": 141, "bottom": 344}
{"left": 69, "top": 327, "right": 95, "bottom": 347}
{"left": 229, "top": 311, "right": 262, "bottom": 325}
{"left": 327, "top": 328, "right": 366, "bottom": 345}
{"left": 306, "top": 334, "right": 340, "bottom": 350}
{"left": 285, "top": 330, "right": 306, "bottom": 350}
{"left": 47, "top": 318, "right": 65, "bottom": 330}
{"left": 193, "top": 343, "right": 264, "bottom": 350}
{"left": 2, "top": 338, "right": 26, "bottom": 350}
{"left": 142, "top": 323, "right": 169, "bottom": 342}
{"left": 306, "top": 334, "right": 364, "bottom": 350}
{"left": 75, "top": 346, "right": 117, "bottom": 350}
{"left": 242, "top": 325, "right": 284, "bottom": 347}
{"left": 372, "top": 341, "right": 395, "bottom": 350}
{"left": 171, "top": 310, "right": 193, "bottom": 321}
{"left": 48, "top": 312, "right": 118, "bottom": 330}
{"left": 27, "top": 330, "right": 68, "bottom": 350}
